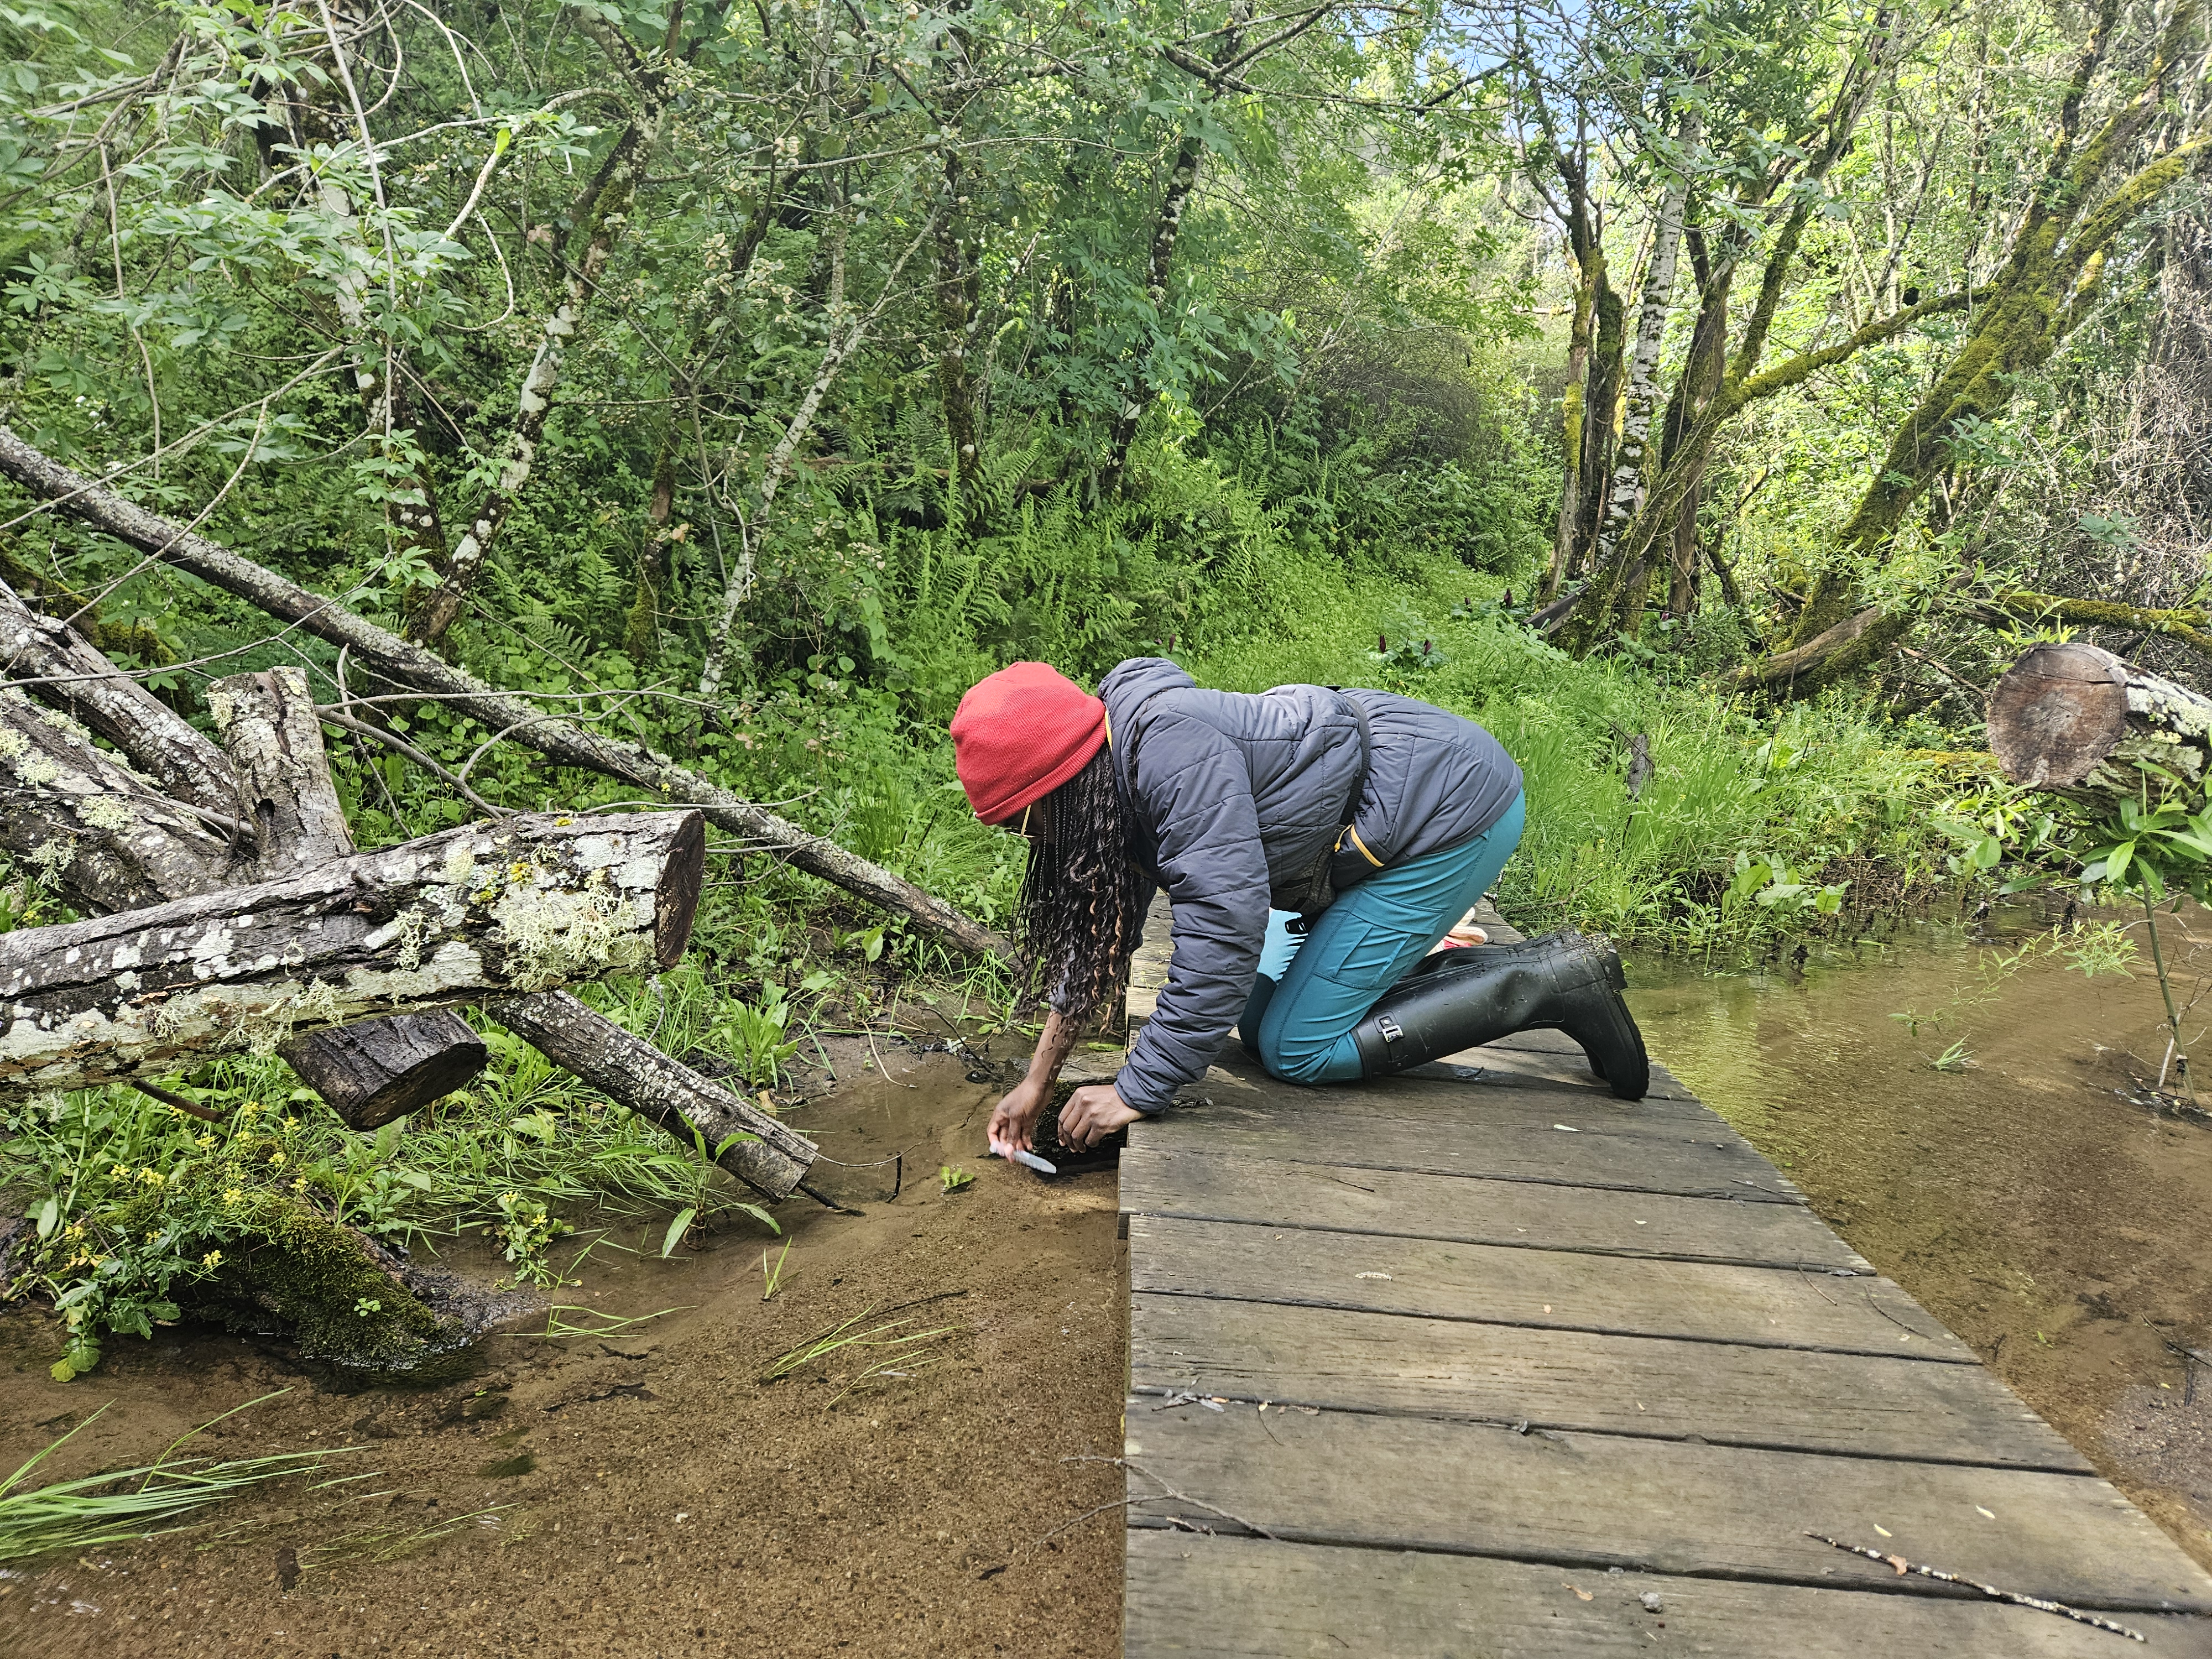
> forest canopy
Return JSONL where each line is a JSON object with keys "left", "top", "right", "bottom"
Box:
{"left": 0, "top": 0, "right": 2203, "bottom": 935}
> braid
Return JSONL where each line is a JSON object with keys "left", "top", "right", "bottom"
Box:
{"left": 1012, "top": 746, "right": 1149, "bottom": 1028}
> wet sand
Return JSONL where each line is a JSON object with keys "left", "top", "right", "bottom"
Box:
{"left": 0, "top": 1052, "right": 1127, "bottom": 1656}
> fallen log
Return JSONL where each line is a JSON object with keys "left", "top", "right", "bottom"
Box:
{"left": 0, "top": 576, "right": 246, "bottom": 822}
{"left": 0, "top": 809, "right": 705, "bottom": 1095}
{"left": 202, "top": 665, "right": 812, "bottom": 1186}
{"left": 1986, "top": 641, "right": 2212, "bottom": 804}
{"left": 488, "top": 991, "right": 817, "bottom": 1199}
{"left": 0, "top": 685, "right": 238, "bottom": 910}
{"left": 197, "top": 665, "right": 493, "bottom": 1128}
{"left": 276, "top": 1011, "right": 491, "bottom": 1132}
{"left": 0, "top": 424, "right": 1012, "bottom": 964}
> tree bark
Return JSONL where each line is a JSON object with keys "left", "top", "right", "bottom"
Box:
{"left": 1987, "top": 641, "right": 2212, "bottom": 804}
{"left": 0, "top": 423, "right": 1013, "bottom": 962}
{"left": 203, "top": 664, "right": 492, "bottom": 1128}
{"left": 0, "top": 685, "right": 237, "bottom": 912}
{"left": 0, "top": 577, "right": 244, "bottom": 821}
{"left": 488, "top": 990, "right": 817, "bottom": 1200}
{"left": 0, "top": 810, "right": 704, "bottom": 1096}
{"left": 207, "top": 667, "right": 359, "bottom": 877}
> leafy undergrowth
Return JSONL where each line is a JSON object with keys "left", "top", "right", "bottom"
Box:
{"left": 0, "top": 998, "right": 781, "bottom": 1382}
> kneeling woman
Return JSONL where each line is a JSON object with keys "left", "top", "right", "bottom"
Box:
{"left": 954, "top": 658, "right": 1647, "bottom": 1157}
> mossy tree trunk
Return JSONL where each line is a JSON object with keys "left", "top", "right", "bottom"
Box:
{"left": 1762, "top": 0, "right": 2208, "bottom": 687}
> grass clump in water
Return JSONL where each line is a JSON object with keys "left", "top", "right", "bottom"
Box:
{"left": 0, "top": 1394, "right": 346, "bottom": 1563}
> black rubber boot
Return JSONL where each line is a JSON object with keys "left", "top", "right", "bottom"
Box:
{"left": 1350, "top": 931, "right": 1649, "bottom": 1100}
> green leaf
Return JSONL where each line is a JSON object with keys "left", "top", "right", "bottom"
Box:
{"left": 661, "top": 1207, "right": 697, "bottom": 1258}
{"left": 34, "top": 1196, "right": 58, "bottom": 1239}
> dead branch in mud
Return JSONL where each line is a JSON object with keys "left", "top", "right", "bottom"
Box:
{"left": 0, "top": 422, "right": 1012, "bottom": 964}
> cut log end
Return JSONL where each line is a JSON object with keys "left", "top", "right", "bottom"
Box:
{"left": 279, "top": 1010, "right": 490, "bottom": 1131}
{"left": 654, "top": 808, "right": 707, "bottom": 969}
{"left": 1987, "top": 642, "right": 2130, "bottom": 788}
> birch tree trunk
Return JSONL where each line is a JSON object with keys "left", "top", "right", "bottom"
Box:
{"left": 1561, "top": 121, "right": 1694, "bottom": 654}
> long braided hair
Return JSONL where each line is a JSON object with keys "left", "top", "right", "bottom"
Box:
{"left": 1012, "top": 745, "right": 1151, "bottom": 1028}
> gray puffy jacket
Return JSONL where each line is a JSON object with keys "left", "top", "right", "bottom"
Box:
{"left": 1097, "top": 658, "right": 1521, "bottom": 1111}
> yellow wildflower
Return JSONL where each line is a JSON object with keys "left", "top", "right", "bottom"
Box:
{"left": 138, "top": 1167, "right": 164, "bottom": 1186}
{"left": 224, "top": 1187, "right": 243, "bottom": 1205}
{"left": 269, "top": 1150, "right": 285, "bottom": 1166}
{"left": 196, "top": 1134, "right": 216, "bottom": 1148}
{"left": 201, "top": 1250, "right": 222, "bottom": 1269}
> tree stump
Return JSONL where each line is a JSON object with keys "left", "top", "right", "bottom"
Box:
{"left": 278, "top": 1010, "right": 490, "bottom": 1130}
{"left": 1987, "top": 643, "right": 2212, "bottom": 804}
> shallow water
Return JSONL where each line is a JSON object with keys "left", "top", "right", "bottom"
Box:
{"left": 1626, "top": 914, "right": 2212, "bottom": 1566}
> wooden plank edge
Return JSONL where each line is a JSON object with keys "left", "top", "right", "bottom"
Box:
{"left": 1121, "top": 1386, "right": 2098, "bottom": 1478}
{"left": 1118, "top": 1516, "right": 2212, "bottom": 1618}
{"left": 1112, "top": 1203, "right": 1871, "bottom": 1274}
{"left": 1130, "top": 1285, "right": 1985, "bottom": 1366}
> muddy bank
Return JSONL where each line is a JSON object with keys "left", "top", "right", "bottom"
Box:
{"left": 0, "top": 1052, "right": 1125, "bottom": 1656}
{"left": 1630, "top": 918, "right": 2212, "bottom": 1569}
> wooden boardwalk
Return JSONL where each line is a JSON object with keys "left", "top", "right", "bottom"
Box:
{"left": 1112, "top": 901, "right": 2212, "bottom": 1656}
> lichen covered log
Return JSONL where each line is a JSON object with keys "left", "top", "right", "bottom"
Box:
{"left": 0, "top": 809, "right": 705, "bottom": 1094}
{"left": 0, "top": 684, "right": 238, "bottom": 910}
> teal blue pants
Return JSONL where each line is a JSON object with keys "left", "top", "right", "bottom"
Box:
{"left": 1240, "top": 792, "right": 1525, "bottom": 1084}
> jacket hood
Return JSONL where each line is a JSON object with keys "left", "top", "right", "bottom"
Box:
{"left": 1099, "top": 656, "right": 1196, "bottom": 719}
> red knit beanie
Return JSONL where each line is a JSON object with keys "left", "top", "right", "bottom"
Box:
{"left": 951, "top": 661, "right": 1107, "bottom": 825}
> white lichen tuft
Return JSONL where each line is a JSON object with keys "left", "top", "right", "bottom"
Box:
{"left": 25, "top": 837, "right": 75, "bottom": 889}
{"left": 79, "top": 796, "right": 135, "bottom": 833}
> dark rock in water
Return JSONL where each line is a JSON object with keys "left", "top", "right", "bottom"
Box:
{"left": 275, "top": 1546, "right": 300, "bottom": 1591}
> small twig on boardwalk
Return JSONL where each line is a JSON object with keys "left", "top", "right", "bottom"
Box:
{"left": 1862, "top": 1291, "right": 1943, "bottom": 1343}
{"left": 1804, "top": 1534, "right": 2146, "bottom": 1641}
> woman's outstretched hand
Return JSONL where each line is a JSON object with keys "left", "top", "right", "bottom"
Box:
{"left": 1061, "top": 1083, "right": 1141, "bottom": 1149}
{"left": 988, "top": 1075, "right": 1050, "bottom": 1158}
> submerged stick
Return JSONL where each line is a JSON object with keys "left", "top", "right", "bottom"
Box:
{"left": 1803, "top": 1533, "right": 2145, "bottom": 1641}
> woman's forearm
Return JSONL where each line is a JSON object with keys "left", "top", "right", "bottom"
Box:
{"left": 1026, "top": 1008, "right": 1081, "bottom": 1086}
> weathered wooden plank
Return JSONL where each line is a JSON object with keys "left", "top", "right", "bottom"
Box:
{"left": 1406, "top": 1044, "right": 1701, "bottom": 1100}
{"left": 1118, "top": 1146, "right": 1869, "bottom": 1270}
{"left": 1124, "top": 1534, "right": 2211, "bottom": 1658}
{"left": 1121, "top": 1405, "right": 2212, "bottom": 1613}
{"left": 1127, "top": 1214, "right": 1970, "bottom": 1361}
{"left": 1130, "top": 1296, "right": 2092, "bottom": 1472}
{"left": 1133, "top": 1078, "right": 1804, "bottom": 1204}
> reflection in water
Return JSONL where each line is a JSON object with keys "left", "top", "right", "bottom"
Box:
{"left": 1624, "top": 915, "right": 2212, "bottom": 1564}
